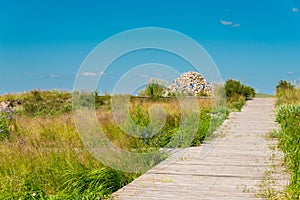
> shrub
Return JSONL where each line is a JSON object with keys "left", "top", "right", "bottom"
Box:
{"left": 139, "top": 79, "right": 166, "bottom": 99}
{"left": 225, "top": 79, "right": 255, "bottom": 100}
{"left": 224, "top": 79, "right": 255, "bottom": 110}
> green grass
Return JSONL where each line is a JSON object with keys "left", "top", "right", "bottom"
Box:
{"left": 0, "top": 114, "right": 137, "bottom": 199}
{"left": 275, "top": 104, "right": 300, "bottom": 199}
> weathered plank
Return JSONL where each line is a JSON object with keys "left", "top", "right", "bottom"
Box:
{"left": 112, "top": 98, "right": 289, "bottom": 199}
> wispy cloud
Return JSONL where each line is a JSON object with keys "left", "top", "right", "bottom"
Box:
{"left": 220, "top": 20, "right": 232, "bottom": 26}
{"left": 220, "top": 20, "right": 240, "bottom": 27}
{"left": 232, "top": 24, "right": 240, "bottom": 27}
{"left": 288, "top": 72, "right": 294, "bottom": 75}
{"left": 80, "top": 72, "right": 98, "bottom": 77}
{"left": 79, "top": 71, "right": 104, "bottom": 77}
{"left": 292, "top": 8, "right": 299, "bottom": 12}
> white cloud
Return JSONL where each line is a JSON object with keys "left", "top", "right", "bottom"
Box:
{"left": 292, "top": 8, "right": 299, "bottom": 12}
{"left": 220, "top": 20, "right": 232, "bottom": 25}
{"left": 288, "top": 72, "right": 294, "bottom": 75}
{"left": 220, "top": 20, "right": 240, "bottom": 27}
{"left": 80, "top": 72, "right": 98, "bottom": 77}
{"left": 232, "top": 23, "right": 240, "bottom": 27}
{"left": 79, "top": 71, "right": 104, "bottom": 77}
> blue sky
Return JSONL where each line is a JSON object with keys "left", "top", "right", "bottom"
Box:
{"left": 0, "top": 0, "right": 300, "bottom": 94}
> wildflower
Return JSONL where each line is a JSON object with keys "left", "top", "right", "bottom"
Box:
{"left": 0, "top": 129, "right": 3, "bottom": 133}
{"left": 32, "top": 193, "right": 36, "bottom": 197}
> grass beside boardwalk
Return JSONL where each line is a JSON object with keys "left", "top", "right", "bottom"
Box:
{"left": 272, "top": 81, "right": 300, "bottom": 199}
{"left": 0, "top": 84, "right": 251, "bottom": 199}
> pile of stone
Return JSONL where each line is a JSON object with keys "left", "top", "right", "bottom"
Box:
{"left": 164, "top": 71, "right": 212, "bottom": 96}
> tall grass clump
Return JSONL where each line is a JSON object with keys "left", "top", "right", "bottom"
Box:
{"left": 62, "top": 167, "right": 136, "bottom": 199}
{"left": 275, "top": 80, "right": 300, "bottom": 198}
{"left": 276, "top": 104, "right": 300, "bottom": 198}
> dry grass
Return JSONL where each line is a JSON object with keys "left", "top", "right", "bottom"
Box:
{"left": 276, "top": 87, "right": 300, "bottom": 105}
{"left": 0, "top": 114, "right": 103, "bottom": 198}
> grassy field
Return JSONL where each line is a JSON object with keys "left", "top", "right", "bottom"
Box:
{"left": 0, "top": 85, "right": 250, "bottom": 199}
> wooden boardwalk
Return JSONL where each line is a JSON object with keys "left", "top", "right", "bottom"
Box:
{"left": 112, "top": 98, "right": 288, "bottom": 199}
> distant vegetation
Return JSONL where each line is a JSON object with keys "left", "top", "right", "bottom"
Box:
{"left": 0, "top": 90, "right": 72, "bottom": 116}
{"left": 273, "top": 80, "right": 300, "bottom": 199}
{"left": 0, "top": 78, "right": 255, "bottom": 198}
{"left": 255, "top": 93, "right": 274, "bottom": 98}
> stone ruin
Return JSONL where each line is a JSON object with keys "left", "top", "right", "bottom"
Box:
{"left": 163, "top": 71, "right": 212, "bottom": 96}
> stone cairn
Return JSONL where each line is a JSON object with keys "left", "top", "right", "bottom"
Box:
{"left": 163, "top": 71, "right": 212, "bottom": 96}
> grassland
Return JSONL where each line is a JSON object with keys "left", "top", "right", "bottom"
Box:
{"left": 0, "top": 86, "right": 249, "bottom": 199}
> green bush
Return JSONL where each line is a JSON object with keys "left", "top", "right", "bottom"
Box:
{"left": 225, "top": 79, "right": 255, "bottom": 100}
{"left": 224, "top": 79, "right": 255, "bottom": 111}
